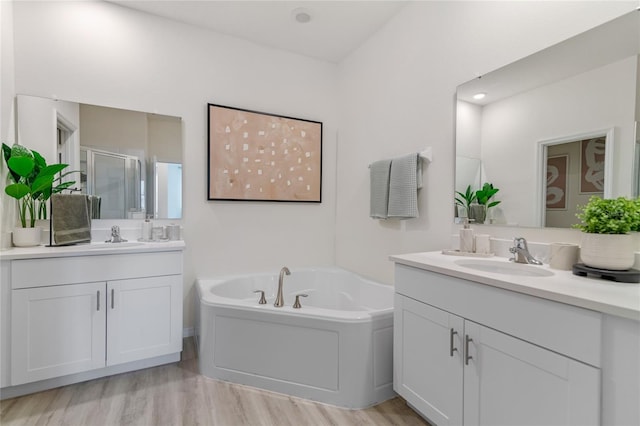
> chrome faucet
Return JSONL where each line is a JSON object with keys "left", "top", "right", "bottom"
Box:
{"left": 274, "top": 266, "right": 290, "bottom": 307}
{"left": 509, "top": 237, "right": 542, "bottom": 265}
{"left": 105, "top": 225, "right": 127, "bottom": 243}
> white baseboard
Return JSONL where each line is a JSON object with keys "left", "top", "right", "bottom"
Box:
{"left": 183, "top": 327, "right": 194, "bottom": 338}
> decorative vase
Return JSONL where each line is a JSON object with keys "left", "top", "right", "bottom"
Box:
{"left": 469, "top": 204, "right": 486, "bottom": 224}
{"left": 12, "top": 226, "right": 42, "bottom": 247}
{"left": 580, "top": 232, "right": 635, "bottom": 270}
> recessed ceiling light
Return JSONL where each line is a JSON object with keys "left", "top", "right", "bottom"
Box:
{"left": 292, "top": 7, "right": 312, "bottom": 24}
{"left": 473, "top": 92, "right": 486, "bottom": 100}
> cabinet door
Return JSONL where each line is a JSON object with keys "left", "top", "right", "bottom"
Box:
{"left": 394, "top": 294, "right": 464, "bottom": 425}
{"left": 106, "top": 275, "right": 182, "bottom": 366}
{"left": 11, "top": 282, "right": 106, "bottom": 385}
{"left": 463, "top": 321, "right": 600, "bottom": 426}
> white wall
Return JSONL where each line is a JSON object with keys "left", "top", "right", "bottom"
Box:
{"left": 11, "top": 1, "right": 338, "bottom": 328}
{"left": 335, "top": 1, "right": 637, "bottom": 284}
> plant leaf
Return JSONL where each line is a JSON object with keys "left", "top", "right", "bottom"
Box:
{"left": 52, "top": 181, "right": 76, "bottom": 193}
{"left": 7, "top": 156, "right": 35, "bottom": 177}
{"left": 32, "top": 150, "right": 47, "bottom": 169}
{"left": 2, "top": 143, "right": 11, "bottom": 163}
{"left": 5, "top": 183, "right": 30, "bottom": 199}
{"left": 31, "top": 175, "right": 54, "bottom": 194}
{"left": 38, "top": 163, "right": 68, "bottom": 178}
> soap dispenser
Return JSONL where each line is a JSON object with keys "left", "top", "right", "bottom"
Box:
{"left": 142, "top": 216, "right": 153, "bottom": 241}
{"left": 460, "top": 218, "right": 475, "bottom": 253}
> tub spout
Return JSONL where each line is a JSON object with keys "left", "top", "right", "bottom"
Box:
{"left": 274, "top": 267, "right": 290, "bottom": 307}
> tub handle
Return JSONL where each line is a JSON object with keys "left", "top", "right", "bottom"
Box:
{"left": 253, "top": 290, "right": 267, "bottom": 305}
{"left": 293, "top": 294, "right": 308, "bottom": 309}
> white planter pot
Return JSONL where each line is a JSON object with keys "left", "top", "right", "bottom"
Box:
{"left": 12, "top": 226, "right": 43, "bottom": 247}
{"left": 580, "top": 232, "right": 635, "bottom": 271}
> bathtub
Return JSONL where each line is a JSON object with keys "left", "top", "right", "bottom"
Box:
{"left": 195, "top": 267, "right": 395, "bottom": 409}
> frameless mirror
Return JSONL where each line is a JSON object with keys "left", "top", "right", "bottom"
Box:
{"left": 455, "top": 10, "right": 639, "bottom": 228}
{"left": 16, "top": 95, "right": 183, "bottom": 220}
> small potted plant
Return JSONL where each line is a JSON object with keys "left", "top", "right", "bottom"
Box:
{"left": 473, "top": 182, "right": 501, "bottom": 224}
{"left": 455, "top": 185, "right": 476, "bottom": 220}
{"left": 574, "top": 196, "right": 638, "bottom": 270}
{"left": 2, "top": 143, "right": 75, "bottom": 246}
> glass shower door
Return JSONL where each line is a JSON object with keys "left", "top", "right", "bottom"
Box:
{"left": 84, "top": 148, "right": 141, "bottom": 219}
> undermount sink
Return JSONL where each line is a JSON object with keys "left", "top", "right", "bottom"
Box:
{"left": 454, "top": 259, "right": 554, "bottom": 277}
{"left": 84, "top": 242, "right": 145, "bottom": 249}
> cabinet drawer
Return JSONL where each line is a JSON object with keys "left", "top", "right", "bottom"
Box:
{"left": 12, "top": 251, "right": 183, "bottom": 289}
{"left": 395, "top": 265, "right": 602, "bottom": 367}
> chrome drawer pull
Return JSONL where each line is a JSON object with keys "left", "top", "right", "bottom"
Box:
{"left": 449, "top": 328, "right": 458, "bottom": 357}
{"left": 465, "top": 335, "right": 473, "bottom": 365}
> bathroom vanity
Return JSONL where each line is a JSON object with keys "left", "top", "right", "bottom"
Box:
{"left": 390, "top": 252, "right": 640, "bottom": 426}
{"left": 0, "top": 241, "right": 185, "bottom": 399}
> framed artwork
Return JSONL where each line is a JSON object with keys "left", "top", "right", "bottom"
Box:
{"left": 207, "top": 103, "right": 322, "bottom": 202}
{"left": 546, "top": 155, "right": 568, "bottom": 210}
{"left": 580, "top": 137, "right": 606, "bottom": 194}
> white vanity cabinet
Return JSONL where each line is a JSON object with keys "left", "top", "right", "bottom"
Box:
{"left": 12, "top": 281, "right": 107, "bottom": 384}
{"left": 3, "top": 247, "right": 183, "bottom": 394}
{"left": 106, "top": 276, "right": 181, "bottom": 366}
{"left": 394, "top": 264, "right": 602, "bottom": 426}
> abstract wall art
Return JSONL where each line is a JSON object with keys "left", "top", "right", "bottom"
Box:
{"left": 580, "top": 136, "right": 606, "bottom": 194}
{"left": 207, "top": 104, "right": 322, "bottom": 202}
{"left": 546, "top": 155, "right": 568, "bottom": 210}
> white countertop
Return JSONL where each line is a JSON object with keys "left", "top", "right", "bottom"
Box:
{"left": 390, "top": 251, "right": 640, "bottom": 321}
{"left": 0, "top": 240, "right": 186, "bottom": 260}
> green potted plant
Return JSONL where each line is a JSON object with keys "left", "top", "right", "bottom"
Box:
{"left": 574, "top": 196, "right": 638, "bottom": 270}
{"left": 2, "top": 143, "right": 75, "bottom": 246}
{"left": 455, "top": 185, "right": 476, "bottom": 219}
{"left": 472, "top": 182, "right": 501, "bottom": 224}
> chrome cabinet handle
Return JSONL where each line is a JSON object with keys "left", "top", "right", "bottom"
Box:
{"left": 111, "top": 289, "right": 115, "bottom": 309}
{"left": 450, "top": 328, "right": 458, "bottom": 357}
{"left": 465, "top": 334, "right": 473, "bottom": 365}
{"left": 97, "top": 290, "right": 100, "bottom": 311}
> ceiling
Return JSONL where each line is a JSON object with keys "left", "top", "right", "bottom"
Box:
{"left": 108, "top": 1, "right": 408, "bottom": 63}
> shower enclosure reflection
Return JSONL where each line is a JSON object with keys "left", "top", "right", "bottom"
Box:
{"left": 16, "top": 95, "right": 183, "bottom": 220}
{"left": 81, "top": 148, "right": 142, "bottom": 219}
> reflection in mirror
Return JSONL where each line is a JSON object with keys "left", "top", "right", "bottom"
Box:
{"left": 539, "top": 130, "right": 612, "bottom": 228}
{"left": 455, "top": 11, "right": 639, "bottom": 228}
{"left": 455, "top": 156, "right": 482, "bottom": 196}
{"left": 16, "top": 95, "right": 183, "bottom": 219}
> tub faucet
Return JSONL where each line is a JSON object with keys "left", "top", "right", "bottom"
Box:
{"left": 509, "top": 237, "right": 542, "bottom": 265}
{"left": 105, "top": 225, "right": 127, "bottom": 243}
{"left": 274, "top": 267, "right": 290, "bottom": 307}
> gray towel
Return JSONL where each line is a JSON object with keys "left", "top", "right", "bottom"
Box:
{"left": 387, "top": 153, "right": 422, "bottom": 219}
{"left": 51, "top": 194, "right": 92, "bottom": 245}
{"left": 88, "top": 195, "right": 101, "bottom": 219}
{"left": 369, "top": 159, "right": 392, "bottom": 219}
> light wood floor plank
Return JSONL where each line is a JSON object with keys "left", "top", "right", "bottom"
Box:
{"left": 1, "top": 338, "right": 431, "bottom": 426}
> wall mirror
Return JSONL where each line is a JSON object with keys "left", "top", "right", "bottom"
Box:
{"left": 16, "top": 95, "right": 183, "bottom": 220}
{"left": 455, "top": 10, "right": 639, "bottom": 228}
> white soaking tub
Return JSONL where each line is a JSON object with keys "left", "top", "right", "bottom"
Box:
{"left": 195, "top": 267, "right": 395, "bottom": 409}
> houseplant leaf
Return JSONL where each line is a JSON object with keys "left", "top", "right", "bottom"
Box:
{"left": 7, "top": 156, "right": 35, "bottom": 178}
{"left": 5, "top": 183, "right": 30, "bottom": 200}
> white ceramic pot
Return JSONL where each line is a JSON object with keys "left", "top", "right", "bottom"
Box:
{"left": 580, "top": 232, "right": 634, "bottom": 271}
{"left": 12, "top": 226, "right": 42, "bottom": 247}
